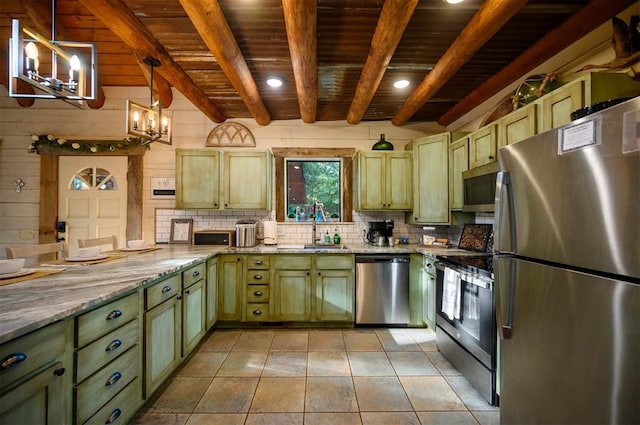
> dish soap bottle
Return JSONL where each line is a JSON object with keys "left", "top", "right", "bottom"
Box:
{"left": 324, "top": 231, "right": 331, "bottom": 244}
{"left": 333, "top": 227, "right": 341, "bottom": 245}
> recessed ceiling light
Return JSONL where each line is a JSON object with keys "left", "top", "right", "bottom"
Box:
{"left": 267, "top": 78, "right": 283, "bottom": 87}
{"left": 394, "top": 80, "right": 410, "bottom": 89}
{"left": 443, "top": 0, "right": 465, "bottom": 3}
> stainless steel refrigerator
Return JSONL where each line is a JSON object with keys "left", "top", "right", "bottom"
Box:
{"left": 494, "top": 97, "right": 639, "bottom": 424}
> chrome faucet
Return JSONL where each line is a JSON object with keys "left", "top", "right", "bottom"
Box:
{"left": 311, "top": 219, "right": 320, "bottom": 245}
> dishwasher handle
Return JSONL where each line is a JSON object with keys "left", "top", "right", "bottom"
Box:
{"left": 355, "top": 255, "right": 410, "bottom": 264}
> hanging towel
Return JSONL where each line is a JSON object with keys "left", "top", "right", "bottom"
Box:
{"left": 441, "top": 268, "right": 461, "bottom": 320}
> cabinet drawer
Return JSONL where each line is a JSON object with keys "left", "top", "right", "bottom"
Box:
{"left": 75, "top": 346, "right": 138, "bottom": 424}
{"left": 76, "top": 319, "right": 139, "bottom": 383}
{"left": 84, "top": 378, "right": 140, "bottom": 425}
{"left": 146, "top": 275, "right": 181, "bottom": 310}
{"left": 246, "top": 285, "right": 269, "bottom": 302}
{"left": 76, "top": 292, "right": 139, "bottom": 348}
{"left": 0, "top": 321, "right": 65, "bottom": 391}
{"left": 183, "top": 262, "right": 205, "bottom": 288}
{"left": 247, "top": 270, "right": 269, "bottom": 284}
{"left": 315, "top": 255, "right": 353, "bottom": 270}
{"left": 273, "top": 255, "right": 312, "bottom": 270}
{"left": 246, "top": 255, "right": 270, "bottom": 269}
{"left": 247, "top": 303, "right": 269, "bottom": 321}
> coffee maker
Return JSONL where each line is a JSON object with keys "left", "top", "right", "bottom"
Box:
{"left": 365, "top": 220, "right": 394, "bottom": 245}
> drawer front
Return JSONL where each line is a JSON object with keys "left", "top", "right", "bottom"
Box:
{"left": 246, "top": 303, "right": 269, "bottom": 321}
{"left": 273, "top": 255, "right": 312, "bottom": 270}
{"left": 0, "top": 321, "right": 65, "bottom": 391}
{"left": 246, "top": 255, "right": 270, "bottom": 269}
{"left": 247, "top": 270, "right": 269, "bottom": 284}
{"left": 76, "top": 319, "right": 139, "bottom": 383}
{"left": 76, "top": 292, "right": 140, "bottom": 348}
{"left": 75, "top": 346, "right": 138, "bottom": 424}
{"left": 146, "top": 274, "right": 181, "bottom": 310}
{"left": 246, "top": 285, "right": 269, "bottom": 302}
{"left": 182, "top": 262, "right": 206, "bottom": 288}
{"left": 315, "top": 255, "right": 354, "bottom": 270}
{"left": 84, "top": 378, "right": 140, "bottom": 425}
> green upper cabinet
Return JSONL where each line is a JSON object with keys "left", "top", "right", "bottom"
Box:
{"left": 175, "top": 149, "right": 220, "bottom": 209}
{"left": 468, "top": 124, "right": 497, "bottom": 169}
{"left": 175, "top": 148, "right": 272, "bottom": 210}
{"left": 222, "top": 150, "right": 272, "bottom": 210}
{"left": 405, "top": 134, "right": 450, "bottom": 224}
{"left": 355, "top": 151, "right": 412, "bottom": 210}
{"left": 449, "top": 137, "right": 469, "bottom": 211}
{"left": 498, "top": 102, "right": 537, "bottom": 148}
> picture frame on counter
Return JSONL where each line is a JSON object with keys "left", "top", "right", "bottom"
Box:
{"left": 170, "top": 218, "right": 193, "bottom": 244}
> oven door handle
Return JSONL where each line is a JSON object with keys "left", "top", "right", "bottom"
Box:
{"left": 435, "top": 263, "right": 493, "bottom": 290}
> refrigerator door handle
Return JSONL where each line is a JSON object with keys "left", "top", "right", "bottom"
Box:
{"left": 494, "top": 170, "right": 516, "bottom": 253}
{"left": 495, "top": 257, "right": 516, "bottom": 340}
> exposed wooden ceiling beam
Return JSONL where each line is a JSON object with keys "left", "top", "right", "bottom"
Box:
{"left": 392, "top": 0, "right": 529, "bottom": 126}
{"left": 438, "top": 0, "right": 639, "bottom": 126}
{"left": 178, "top": 0, "right": 271, "bottom": 125}
{"left": 22, "top": 0, "right": 106, "bottom": 109}
{"left": 134, "top": 52, "right": 173, "bottom": 109}
{"left": 282, "top": 0, "right": 317, "bottom": 124}
{"left": 347, "top": 0, "right": 418, "bottom": 125}
{"left": 77, "top": 0, "right": 226, "bottom": 124}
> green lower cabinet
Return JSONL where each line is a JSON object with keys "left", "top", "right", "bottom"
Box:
{"left": 182, "top": 279, "right": 206, "bottom": 357}
{"left": 206, "top": 258, "right": 219, "bottom": 328}
{"left": 217, "top": 255, "right": 243, "bottom": 321}
{"left": 272, "top": 270, "right": 312, "bottom": 321}
{"left": 315, "top": 269, "right": 354, "bottom": 321}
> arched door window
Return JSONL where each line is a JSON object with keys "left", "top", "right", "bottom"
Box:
{"left": 70, "top": 167, "right": 118, "bottom": 191}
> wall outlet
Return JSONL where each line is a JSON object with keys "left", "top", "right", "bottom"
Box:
{"left": 19, "top": 229, "right": 35, "bottom": 240}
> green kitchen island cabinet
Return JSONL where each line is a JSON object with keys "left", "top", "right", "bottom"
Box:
{"left": 355, "top": 151, "right": 412, "bottom": 210}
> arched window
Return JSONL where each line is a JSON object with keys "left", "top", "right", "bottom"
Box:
{"left": 70, "top": 167, "right": 118, "bottom": 191}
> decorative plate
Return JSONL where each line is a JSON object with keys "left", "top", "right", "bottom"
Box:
{"left": 66, "top": 254, "right": 108, "bottom": 262}
{"left": 0, "top": 269, "right": 36, "bottom": 279}
{"left": 458, "top": 224, "right": 493, "bottom": 252}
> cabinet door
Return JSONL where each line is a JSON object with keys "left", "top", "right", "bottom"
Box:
{"left": 386, "top": 153, "right": 412, "bottom": 210}
{"left": 540, "top": 79, "right": 584, "bottom": 131}
{"left": 273, "top": 270, "right": 312, "bottom": 321}
{"left": 449, "top": 138, "right": 468, "bottom": 210}
{"left": 218, "top": 256, "right": 243, "bottom": 321}
{"left": 0, "top": 362, "right": 66, "bottom": 425}
{"left": 183, "top": 279, "right": 206, "bottom": 357}
{"left": 408, "top": 135, "right": 449, "bottom": 223}
{"left": 468, "top": 124, "right": 497, "bottom": 169}
{"left": 206, "top": 258, "right": 218, "bottom": 329}
{"left": 144, "top": 296, "right": 181, "bottom": 398}
{"left": 357, "top": 152, "right": 386, "bottom": 209}
{"left": 175, "top": 149, "right": 220, "bottom": 209}
{"left": 498, "top": 102, "right": 537, "bottom": 148}
{"left": 222, "top": 151, "right": 272, "bottom": 209}
{"left": 315, "top": 270, "right": 354, "bottom": 321}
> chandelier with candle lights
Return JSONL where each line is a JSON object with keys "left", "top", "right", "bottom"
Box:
{"left": 125, "top": 57, "right": 172, "bottom": 145}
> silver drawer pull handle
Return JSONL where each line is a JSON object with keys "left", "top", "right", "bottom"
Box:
{"left": 254, "top": 274, "right": 263, "bottom": 280}
{"left": 193, "top": 271, "right": 200, "bottom": 278}
{"left": 105, "top": 371, "right": 122, "bottom": 386}
{"left": 254, "top": 260, "right": 263, "bottom": 265}
{"left": 162, "top": 285, "right": 172, "bottom": 293}
{"left": 106, "top": 310, "right": 122, "bottom": 320}
{"left": 1, "top": 353, "right": 26, "bottom": 370}
{"left": 105, "top": 408, "right": 121, "bottom": 424}
{"left": 254, "top": 291, "right": 263, "bottom": 296}
{"left": 253, "top": 310, "right": 262, "bottom": 315}
{"left": 105, "top": 339, "right": 122, "bottom": 352}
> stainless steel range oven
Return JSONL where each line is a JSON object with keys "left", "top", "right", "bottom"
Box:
{"left": 435, "top": 254, "right": 497, "bottom": 406}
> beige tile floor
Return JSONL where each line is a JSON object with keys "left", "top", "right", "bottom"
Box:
{"left": 132, "top": 328, "right": 499, "bottom": 425}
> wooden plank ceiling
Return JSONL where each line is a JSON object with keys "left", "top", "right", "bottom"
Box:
{"left": 0, "top": 0, "right": 636, "bottom": 126}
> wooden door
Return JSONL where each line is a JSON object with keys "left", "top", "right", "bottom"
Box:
{"left": 58, "top": 156, "right": 127, "bottom": 257}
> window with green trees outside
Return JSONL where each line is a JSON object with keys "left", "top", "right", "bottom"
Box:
{"left": 285, "top": 159, "right": 342, "bottom": 222}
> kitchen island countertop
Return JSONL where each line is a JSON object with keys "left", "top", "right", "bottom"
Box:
{"left": 0, "top": 243, "right": 478, "bottom": 344}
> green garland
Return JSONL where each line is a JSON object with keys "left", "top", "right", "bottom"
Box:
{"left": 29, "top": 134, "right": 148, "bottom": 154}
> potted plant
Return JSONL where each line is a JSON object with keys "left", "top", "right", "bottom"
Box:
{"left": 330, "top": 213, "right": 340, "bottom": 222}
{"left": 287, "top": 212, "right": 296, "bottom": 222}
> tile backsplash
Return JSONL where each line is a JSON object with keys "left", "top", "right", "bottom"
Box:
{"left": 155, "top": 209, "right": 494, "bottom": 247}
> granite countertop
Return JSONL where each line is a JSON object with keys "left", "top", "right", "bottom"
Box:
{"left": 0, "top": 243, "right": 483, "bottom": 344}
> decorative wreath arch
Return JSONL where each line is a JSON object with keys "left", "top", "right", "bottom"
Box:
{"left": 206, "top": 122, "right": 256, "bottom": 147}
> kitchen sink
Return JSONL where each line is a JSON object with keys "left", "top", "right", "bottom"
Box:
{"left": 304, "top": 244, "right": 348, "bottom": 251}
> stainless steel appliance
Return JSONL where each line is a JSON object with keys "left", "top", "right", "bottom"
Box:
{"left": 355, "top": 254, "right": 409, "bottom": 325}
{"left": 495, "top": 98, "right": 640, "bottom": 424}
{"left": 364, "top": 220, "right": 394, "bottom": 245}
{"left": 435, "top": 253, "right": 496, "bottom": 405}
{"left": 193, "top": 230, "right": 235, "bottom": 246}
{"left": 462, "top": 162, "right": 498, "bottom": 212}
{"left": 235, "top": 219, "right": 257, "bottom": 247}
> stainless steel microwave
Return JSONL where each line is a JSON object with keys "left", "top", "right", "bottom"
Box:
{"left": 462, "top": 162, "right": 499, "bottom": 212}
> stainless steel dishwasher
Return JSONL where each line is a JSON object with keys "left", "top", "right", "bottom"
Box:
{"left": 355, "top": 254, "right": 410, "bottom": 325}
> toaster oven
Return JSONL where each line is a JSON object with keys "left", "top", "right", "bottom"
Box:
{"left": 193, "top": 230, "right": 235, "bottom": 246}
